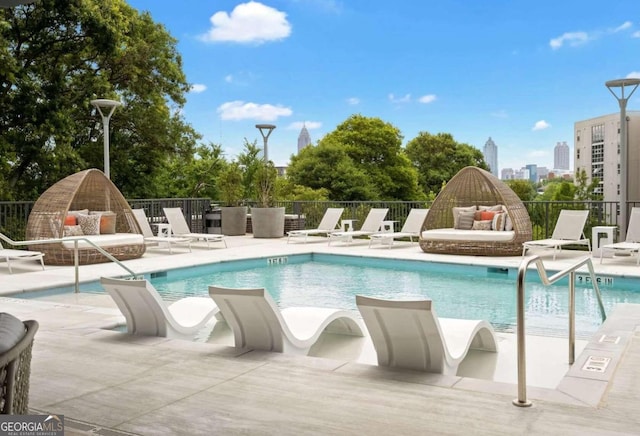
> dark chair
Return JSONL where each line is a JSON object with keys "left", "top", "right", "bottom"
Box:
{"left": 0, "top": 313, "right": 38, "bottom": 414}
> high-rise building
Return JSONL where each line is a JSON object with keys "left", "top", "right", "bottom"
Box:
{"left": 525, "top": 164, "right": 538, "bottom": 183}
{"left": 554, "top": 141, "right": 570, "bottom": 170}
{"left": 297, "top": 124, "right": 312, "bottom": 153}
{"left": 483, "top": 137, "right": 498, "bottom": 177}
{"left": 574, "top": 111, "right": 640, "bottom": 204}
{"left": 501, "top": 168, "right": 514, "bottom": 180}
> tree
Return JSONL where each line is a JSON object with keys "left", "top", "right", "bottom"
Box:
{"left": 0, "top": 0, "right": 198, "bottom": 199}
{"left": 287, "top": 115, "right": 422, "bottom": 200}
{"left": 574, "top": 168, "right": 602, "bottom": 201}
{"left": 505, "top": 179, "right": 537, "bottom": 202}
{"left": 405, "top": 132, "right": 488, "bottom": 196}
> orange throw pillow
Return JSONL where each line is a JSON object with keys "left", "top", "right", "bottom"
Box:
{"left": 480, "top": 211, "right": 496, "bottom": 221}
{"left": 64, "top": 215, "right": 77, "bottom": 226}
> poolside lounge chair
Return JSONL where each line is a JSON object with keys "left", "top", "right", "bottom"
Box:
{"left": 368, "top": 208, "right": 429, "bottom": 248}
{"left": 101, "top": 277, "right": 220, "bottom": 338}
{"left": 356, "top": 295, "right": 497, "bottom": 375}
{"left": 522, "top": 209, "right": 591, "bottom": 260}
{"left": 132, "top": 209, "right": 192, "bottom": 254}
{"left": 208, "top": 285, "right": 364, "bottom": 355}
{"left": 600, "top": 207, "right": 640, "bottom": 265}
{"left": 328, "top": 208, "right": 389, "bottom": 245}
{"left": 163, "top": 207, "right": 227, "bottom": 249}
{"left": 0, "top": 236, "right": 45, "bottom": 274}
{"left": 287, "top": 207, "right": 344, "bottom": 243}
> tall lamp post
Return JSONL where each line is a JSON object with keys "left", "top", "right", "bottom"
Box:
{"left": 255, "top": 124, "right": 276, "bottom": 162}
{"left": 606, "top": 78, "right": 640, "bottom": 240}
{"left": 91, "top": 99, "right": 122, "bottom": 179}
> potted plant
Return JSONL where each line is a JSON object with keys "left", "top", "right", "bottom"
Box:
{"left": 217, "top": 162, "right": 248, "bottom": 236}
{"left": 251, "top": 161, "right": 285, "bottom": 238}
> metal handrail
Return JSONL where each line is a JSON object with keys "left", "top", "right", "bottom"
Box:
{"left": 0, "top": 233, "right": 138, "bottom": 292}
{"left": 513, "top": 255, "right": 606, "bottom": 407}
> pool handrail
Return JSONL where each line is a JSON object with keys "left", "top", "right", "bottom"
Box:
{"left": 513, "top": 255, "right": 606, "bottom": 408}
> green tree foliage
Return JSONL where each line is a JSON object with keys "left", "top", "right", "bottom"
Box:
{"left": 505, "top": 179, "right": 537, "bottom": 202}
{"left": 287, "top": 115, "right": 422, "bottom": 200}
{"left": 405, "top": 132, "right": 488, "bottom": 196}
{"left": 0, "top": 0, "right": 198, "bottom": 199}
{"left": 574, "top": 168, "right": 602, "bottom": 201}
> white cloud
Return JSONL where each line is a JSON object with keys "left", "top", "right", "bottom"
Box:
{"left": 612, "top": 21, "right": 632, "bottom": 32}
{"left": 626, "top": 71, "right": 640, "bottom": 79}
{"left": 190, "top": 84, "right": 207, "bottom": 93}
{"left": 287, "top": 121, "right": 322, "bottom": 130}
{"left": 527, "top": 150, "right": 549, "bottom": 158}
{"left": 217, "top": 101, "right": 292, "bottom": 121}
{"left": 633, "top": 31, "right": 640, "bottom": 38}
{"left": 200, "top": 2, "right": 291, "bottom": 44}
{"left": 490, "top": 110, "right": 508, "bottom": 118}
{"left": 224, "top": 75, "right": 234, "bottom": 83}
{"left": 549, "top": 32, "right": 589, "bottom": 50}
{"left": 532, "top": 120, "right": 551, "bottom": 131}
{"left": 389, "top": 93, "right": 411, "bottom": 104}
{"left": 418, "top": 94, "right": 437, "bottom": 104}
{"left": 346, "top": 97, "right": 360, "bottom": 105}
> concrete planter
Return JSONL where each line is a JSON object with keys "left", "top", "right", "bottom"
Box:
{"left": 251, "top": 207, "right": 285, "bottom": 238}
{"left": 221, "top": 206, "right": 247, "bottom": 236}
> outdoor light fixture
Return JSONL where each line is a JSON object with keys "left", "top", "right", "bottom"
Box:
{"left": 606, "top": 78, "right": 640, "bottom": 240}
{"left": 91, "top": 99, "right": 122, "bottom": 180}
{"left": 255, "top": 124, "right": 276, "bottom": 162}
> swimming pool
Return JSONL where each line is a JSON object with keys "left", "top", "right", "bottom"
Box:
{"left": 136, "top": 253, "right": 632, "bottom": 338}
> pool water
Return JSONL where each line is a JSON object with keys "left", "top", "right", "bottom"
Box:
{"left": 139, "top": 254, "right": 633, "bottom": 338}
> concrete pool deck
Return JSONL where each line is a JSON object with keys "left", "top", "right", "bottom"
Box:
{"left": 2, "top": 236, "right": 640, "bottom": 435}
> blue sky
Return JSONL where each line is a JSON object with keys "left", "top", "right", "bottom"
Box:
{"left": 127, "top": 0, "right": 640, "bottom": 172}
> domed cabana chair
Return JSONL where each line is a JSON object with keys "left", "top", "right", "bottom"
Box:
{"left": 419, "top": 166, "right": 532, "bottom": 256}
{"left": 26, "top": 169, "right": 145, "bottom": 265}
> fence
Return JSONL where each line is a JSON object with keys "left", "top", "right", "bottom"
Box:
{"left": 2, "top": 198, "right": 639, "bottom": 243}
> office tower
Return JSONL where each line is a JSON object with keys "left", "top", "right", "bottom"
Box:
{"left": 483, "top": 137, "right": 498, "bottom": 177}
{"left": 297, "top": 124, "right": 312, "bottom": 153}
{"left": 554, "top": 141, "right": 570, "bottom": 170}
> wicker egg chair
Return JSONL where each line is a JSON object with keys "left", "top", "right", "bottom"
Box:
{"left": 419, "top": 166, "right": 532, "bottom": 256}
{"left": 26, "top": 169, "right": 145, "bottom": 265}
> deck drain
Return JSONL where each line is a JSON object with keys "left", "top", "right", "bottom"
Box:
{"left": 582, "top": 356, "right": 611, "bottom": 373}
{"left": 599, "top": 335, "right": 621, "bottom": 344}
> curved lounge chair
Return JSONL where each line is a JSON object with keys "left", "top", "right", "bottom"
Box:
{"left": 328, "top": 208, "right": 389, "bottom": 245}
{"left": 287, "top": 207, "right": 344, "bottom": 243}
{"left": 163, "top": 207, "right": 227, "bottom": 249}
{"left": 132, "top": 209, "right": 192, "bottom": 254}
{"left": 101, "top": 277, "right": 220, "bottom": 338}
{"left": 601, "top": 207, "right": 640, "bottom": 264}
{"left": 356, "top": 295, "right": 497, "bottom": 375}
{"left": 0, "top": 236, "right": 45, "bottom": 274}
{"left": 208, "top": 285, "right": 364, "bottom": 355}
{"left": 368, "top": 208, "right": 429, "bottom": 248}
{"left": 522, "top": 209, "right": 591, "bottom": 260}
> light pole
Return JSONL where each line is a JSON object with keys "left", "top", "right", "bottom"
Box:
{"left": 606, "top": 78, "right": 640, "bottom": 240}
{"left": 255, "top": 124, "right": 276, "bottom": 162}
{"left": 91, "top": 99, "right": 122, "bottom": 179}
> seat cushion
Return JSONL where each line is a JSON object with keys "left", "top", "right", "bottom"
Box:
{"left": 422, "top": 228, "right": 515, "bottom": 242}
{"left": 61, "top": 233, "right": 144, "bottom": 249}
{"left": 0, "top": 313, "right": 26, "bottom": 353}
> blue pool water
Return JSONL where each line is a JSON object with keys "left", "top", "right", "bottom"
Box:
{"left": 24, "top": 254, "right": 639, "bottom": 338}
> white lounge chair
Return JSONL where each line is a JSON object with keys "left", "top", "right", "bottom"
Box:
{"left": 356, "top": 295, "right": 497, "bottom": 375}
{"left": 0, "top": 236, "right": 45, "bottom": 274}
{"left": 368, "top": 208, "right": 429, "bottom": 248}
{"left": 522, "top": 209, "right": 591, "bottom": 259}
{"left": 328, "top": 208, "right": 389, "bottom": 245}
{"left": 132, "top": 209, "right": 192, "bottom": 254}
{"left": 601, "top": 207, "right": 640, "bottom": 264}
{"left": 208, "top": 285, "right": 364, "bottom": 355}
{"left": 287, "top": 207, "right": 344, "bottom": 243}
{"left": 163, "top": 207, "right": 227, "bottom": 249}
{"left": 101, "top": 277, "right": 220, "bottom": 338}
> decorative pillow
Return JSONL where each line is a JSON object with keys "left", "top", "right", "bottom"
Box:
{"left": 64, "top": 215, "right": 77, "bottom": 226}
{"left": 77, "top": 213, "right": 101, "bottom": 235}
{"left": 505, "top": 214, "right": 513, "bottom": 231}
{"left": 478, "top": 205, "right": 504, "bottom": 212}
{"left": 453, "top": 206, "right": 476, "bottom": 228}
{"left": 68, "top": 209, "right": 89, "bottom": 217}
{"left": 455, "top": 211, "right": 475, "bottom": 230}
{"left": 64, "top": 225, "right": 84, "bottom": 237}
{"left": 474, "top": 211, "right": 483, "bottom": 221}
{"left": 0, "top": 312, "right": 26, "bottom": 354}
{"left": 492, "top": 212, "right": 506, "bottom": 231}
{"left": 90, "top": 211, "right": 117, "bottom": 234}
{"left": 472, "top": 220, "right": 493, "bottom": 231}
{"left": 480, "top": 211, "right": 496, "bottom": 221}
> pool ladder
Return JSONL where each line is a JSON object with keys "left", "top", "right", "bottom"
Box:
{"left": 513, "top": 255, "right": 606, "bottom": 407}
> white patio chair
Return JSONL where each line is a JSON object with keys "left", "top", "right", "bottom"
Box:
{"left": 132, "top": 209, "right": 192, "bottom": 254}
{"left": 287, "top": 207, "right": 344, "bottom": 243}
{"left": 600, "top": 207, "right": 640, "bottom": 264}
{"left": 522, "top": 209, "right": 591, "bottom": 259}
{"left": 368, "top": 208, "right": 429, "bottom": 248}
{"left": 163, "top": 207, "right": 227, "bottom": 249}
{"left": 328, "top": 208, "right": 389, "bottom": 245}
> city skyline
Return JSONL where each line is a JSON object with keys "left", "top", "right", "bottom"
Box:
{"left": 127, "top": 0, "right": 640, "bottom": 170}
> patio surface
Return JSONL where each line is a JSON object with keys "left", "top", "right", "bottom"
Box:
{"left": 2, "top": 235, "right": 640, "bottom": 435}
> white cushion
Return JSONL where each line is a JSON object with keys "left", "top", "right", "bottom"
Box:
{"left": 62, "top": 233, "right": 144, "bottom": 249}
{"left": 421, "top": 228, "right": 515, "bottom": 242}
